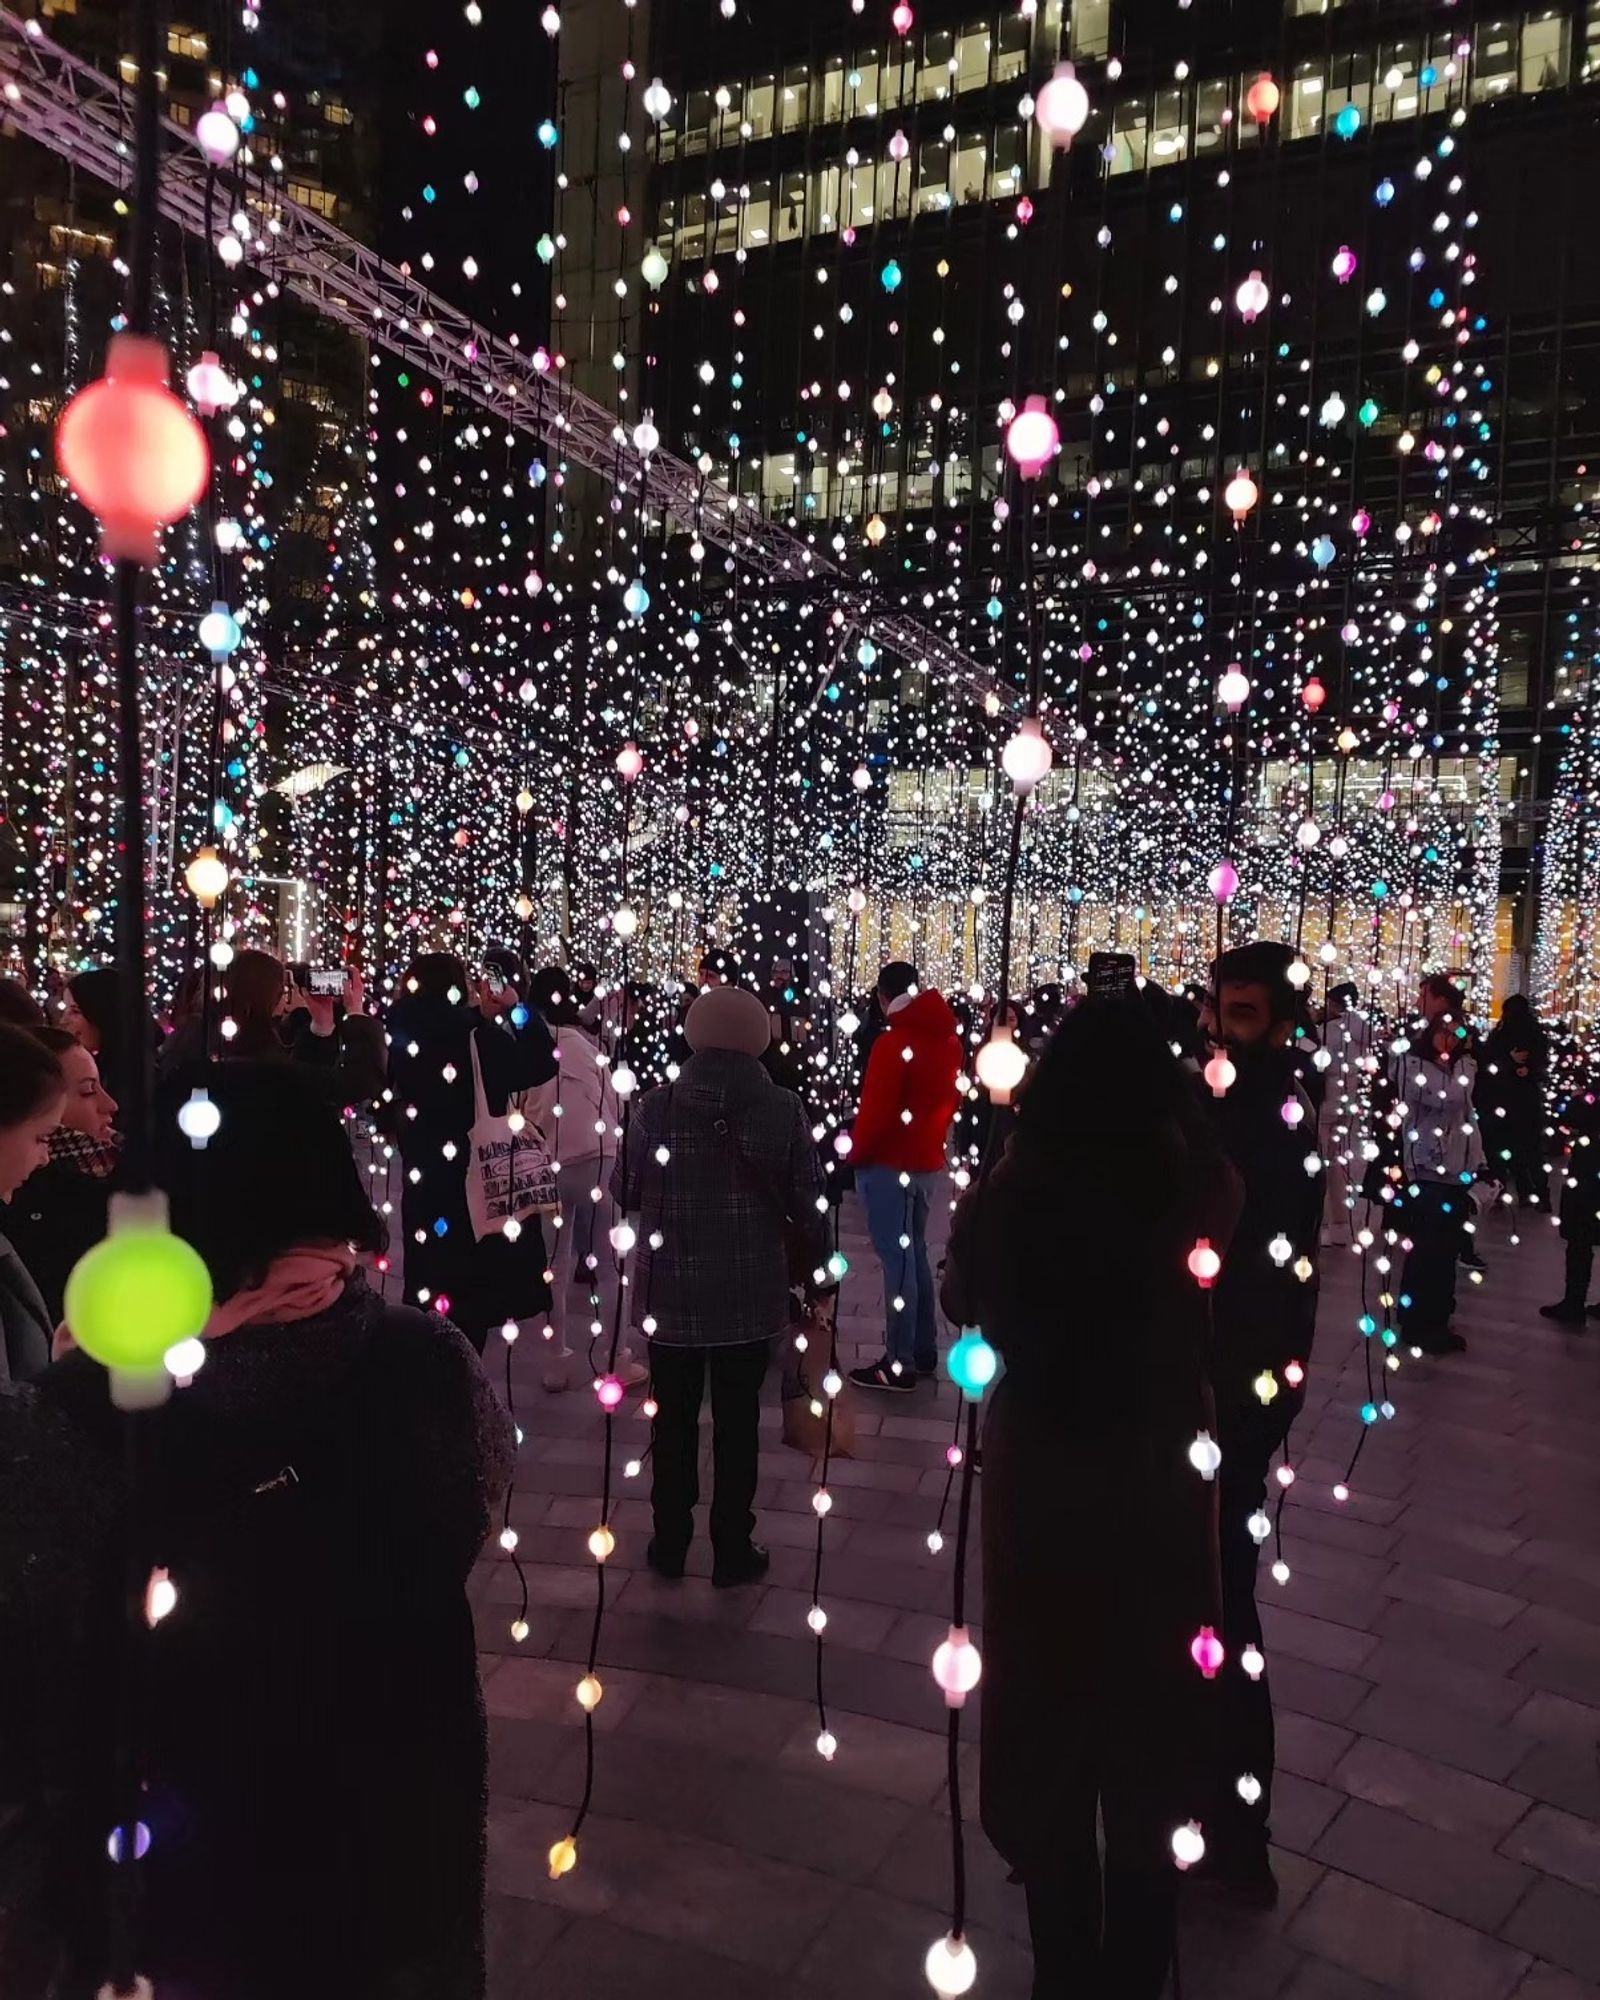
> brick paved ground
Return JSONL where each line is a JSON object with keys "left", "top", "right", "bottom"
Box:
{"left": 473, "top": 1196, "right": 1600, "bottom": 1999}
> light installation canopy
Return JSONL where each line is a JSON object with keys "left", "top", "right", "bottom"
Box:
{"left": 0, "top": 4, "right": 1506, "bottom": 1005}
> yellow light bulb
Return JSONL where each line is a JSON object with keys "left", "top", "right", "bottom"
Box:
{"left": 587, "top": 1524, "right": 615, "bottom": 1562}
{"left": 184, "top": 845, "right": 230, "bottom": 909}
{"left": 548, "top": 1835, "right": 578, "bottom": 1879}
{"left": 576, "top": 1673, "right": 603, "bottom": 1711}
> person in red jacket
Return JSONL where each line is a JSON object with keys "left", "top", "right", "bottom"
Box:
{"left": 846, "top": 962, "right": 963, "bottom": 1392}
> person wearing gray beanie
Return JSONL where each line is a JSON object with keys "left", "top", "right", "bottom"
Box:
{"left": 610, "top": 980, "right": 826, "bottom": 1586}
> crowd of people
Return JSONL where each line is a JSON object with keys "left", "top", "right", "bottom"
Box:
{"left": 0, "top": 932, "right": 1591, "bottom": 1997}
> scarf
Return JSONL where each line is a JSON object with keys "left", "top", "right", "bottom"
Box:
{"left": 48, "top": 1127, "right": 119, "bottom": 1180}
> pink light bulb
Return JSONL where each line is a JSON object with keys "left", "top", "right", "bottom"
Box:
{"left": 1006, "top": 395, "right": 1058, "bottom": 478}
{"left": 596, "top": 1374, "right": 625, "bottom": 1411}
{"left": 1190, "top": 1626, "right": 1225, "bottom": 1678}
{"left": 892, "top": 1, "right": 914, "bottom": 34}
{"left": 1331, "top": 245, "right": 1358, "bottom": 284}
{"left": 1208, "top": 858, "right": 1239, "bottom": 904}
{"left": 1187, "top": 1238, "right": 1222, "bottom": 1287}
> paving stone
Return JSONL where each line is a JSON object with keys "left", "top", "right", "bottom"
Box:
{"left": 1312, "top": 1796, "right": 1535, "bottom": 1929}
{"left": 789, "top": 1882, "right": 1033, "bottom": 1998}
{"left": 1330, "top": 1735, "right": 1532, "bottom": 1840}
{"left": 1501, "top": 1878, "right": 1600, "bottom": 1985}
{"left": 1273, "top": 1771, "right": 1348, "bottom": 1855}
{"left": 1288, "top": 1869, "right": 1531, "bottom": 1998}
{"left": 1500, "top": 1804, "right": 1600, "bottom": 1895}
{"left": 1507, "top": 1689, "right": 1600, "bottom": 1747}
{"left": 1347, "top": 1683, "right": 1531, "bottom": 1783}
{"left": 1361, "top": 1637, "right": 1538, "bottom": 1722}
{"left": 1262, "top": 1602, "right": 1382, "bottom": 1675}
{"left": 1375, "top": 1598, "right": 1540, "bottom": 1679}
{"left": 1278, "top": 1956, "right": 1397, "bottom": 1999}
{"left": 1507, "top": 1739, "right": 1600, "bottom": 1822}
{"left": 1277, "top": 1709, "right": 1359, "bottom": 1784}
{"left": 1271, "top": 1653, "right": 1375, "bottom": 1726}
{"left": 1510, "top": 1962, "right": 1600, "bottom": 1999}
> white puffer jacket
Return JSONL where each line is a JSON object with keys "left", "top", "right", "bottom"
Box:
{"left": 528, "top": 1024, "right": 619, "bottom": 1169}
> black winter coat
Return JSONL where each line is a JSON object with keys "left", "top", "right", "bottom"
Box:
{"left": 1, "top": 1159, "right": 110, "bottom": 1326}
{"left": 386, "top": 995, "right": 558, "bottom": 1344}
{"left": 942, "top": 1129, "right": 1240, "bottom": 1875}
{"left": 1203, "top": 1049, "right": 1323, "bottom": 1431}
{"left": 0, "top": 1277, "right": 514, "bottom": 1999}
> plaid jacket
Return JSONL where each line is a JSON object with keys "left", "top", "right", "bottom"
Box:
{"left": 610, "top": 1048, "right": 826, "bottom": 1347}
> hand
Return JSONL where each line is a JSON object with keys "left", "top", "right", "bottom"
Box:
{"left": 305, "top": 991, "right": 337, "bottom": 1037}
{"left": 344, "top": 968, "right": 366, "bottom": 1018}
{"left": 476, "top": 975, "right": 517, "bottom": 1019}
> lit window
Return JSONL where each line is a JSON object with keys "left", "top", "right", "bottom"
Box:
{"left": 167, "top": 25, "right": 207, "bottom": 58}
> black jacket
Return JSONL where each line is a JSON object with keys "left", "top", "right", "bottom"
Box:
{"left": 1203, "top": 1048, "right": 1324, "bottom": 1428}
{"left": 386, "top": 995, "right": 558, "bottom": 1342}
{"left": 1, "top": 1160, "right": 110, "bottom": 1327}
{"left": 0, "top": 1277, "right": 513, "bottom": 1999}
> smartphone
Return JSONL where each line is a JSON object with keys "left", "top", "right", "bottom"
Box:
{"left": 307, "top": 966, "right": 344, "bottom": 996}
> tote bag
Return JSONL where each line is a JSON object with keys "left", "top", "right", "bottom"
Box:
{"left": 465, "top": 1028, "right": 560, "bottom": 1240}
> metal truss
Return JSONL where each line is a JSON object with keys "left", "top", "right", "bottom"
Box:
{"left": 0, "top": 5, "right": 997, "bottom": 701}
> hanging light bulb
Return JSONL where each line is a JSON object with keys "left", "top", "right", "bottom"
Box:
{"left": 1204, "top": 1051, "right": 1236, "bottom": 1097}
{"left": 1217, "top": 666, "right": 1251, "bottom": 712}
{"left": 1319, "top": 390, "right": 1346, "bottom": 427}
{"left": 198, "top": 600, "right": 241, "bottom": 657}
{"left": 1301, "top": 676, "right": 1328, "bottom": 712}
{"left": 1246, "top": 74, "right": 1280, "bottom": 122}
{"left": 1187, "top": 1240, "right": 1222, "bottom": 1289}
{"left": 924, "top": 1935, "right": 978, "bottom": 1997}
{"left": 1331, "top": 244, "right": 1359, "bottom": 284}
{"left": 1233, "top": 269, "right": 1270, "bottom": 324}
{"left": 56, "top": 334, "right": 209, "bottom": 565}
{"left": 1190, "top": 1626, "right": 1225, "bottom": 1678}
{"left": 642, "top": 77, "right": 673, "bottom": 122}
{"left": 184, "top": 846, "right": 230, "bottom": 909}
{"left": 975, "top": 1026, "right": 1027, "bottom": 1104}
{"left": 632, "top": 416, "right": 660, "bottom": 457}
{"left": 1188, "top": 1430, "right": 1222, "bottom": 1479}
{"left": 1035, "top": 62, "right": 1090, "bottom": 146}
{"left": 195, "top": 101, "right": 241, "bottom": 165}
{"left": 641, "top": 245, "right": 670, "bottom": 290}
{"left": 931, "top": 1625, "right": 983, "bottom": 1707}
{"left": 616, "top": 742, "right": 644, "bottom": 781}
{"left": 1224, "top": 469, "right": 1260, "bottom": 523}
{"left": 185, "top": 351, "right": 237, "bottom": 416}
{"left": 1001, "top": 715, "right": 1053, "bottom": 792}
{"left": 1208, "top": 857, "right": 1240, "bottom": 903}
{"left": 1006, "top": 395, "right": 1059, "bottom": 477}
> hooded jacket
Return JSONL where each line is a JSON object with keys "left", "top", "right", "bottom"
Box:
{"left": 850, "top": 988, "right": 963, "bottom": 1174}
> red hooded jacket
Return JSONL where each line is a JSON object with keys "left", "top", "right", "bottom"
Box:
{"left": 851, "top": 988, "right": 964, "bottom": 1173}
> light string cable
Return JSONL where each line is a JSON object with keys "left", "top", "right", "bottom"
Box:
{"left": 103, "top": 0, "right": 166, "bottom": 1990}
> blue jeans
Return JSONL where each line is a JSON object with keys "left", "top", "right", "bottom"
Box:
{"left": 858, "top": 1167, "right": 941, "bottom": 1370}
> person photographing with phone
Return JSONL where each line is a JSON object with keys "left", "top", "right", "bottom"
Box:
{"left": 158, "top": 949, "right": 384, "bottom": 1109}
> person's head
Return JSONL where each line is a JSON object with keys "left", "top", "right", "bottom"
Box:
{"left": 572, "top": 961, "right": 598, "bottom": 996}
{"left": 1326, "top": 981, "right": 1360, "bottom": 1016}
{"left": 684, "top": 985, "right": 771, "bottom": 1058}
{"left": 0, "top": 978, "right": 45, "bottom": 1030}
{"left": 1206, "top": 941, "right": 1299, "bottom": 1053}
{"left": 223, "top": 949, "right": 292, "bottom": 1040}
{"left": 157, "top": 1061, "right": 384, "bottom": 1303}
{"left": 876, "top": 961, "right": 919, "bottom": 1013}
{"left": 0, "top": 1023, "right": 65, "bottom": 1199}
{"left": 528, "top": 965, "right": 582, "bottom": 1028}
{"left": 400, "top": 952, "right": 471, "bottom": 1005}
{"left": 697, "top": 949, "right": 735, "bottom": 989}
{"left": 1017, "top": 996, "right": 1197, "bottom": 1154}
{"left": 483, "top": 945, "right": 525, "bottom": 998}
{"left": 30, "top": 1025, "right": 116, "bottom": 1144}
{"left": 1499, "top": 992, "right": 1534, "bottom": 1032}
{"left": 1419, "top": 972, "right": 1465, "bottom": 1025}
{"left": 61, "top": 967, "right": 119, "bottom": 1055}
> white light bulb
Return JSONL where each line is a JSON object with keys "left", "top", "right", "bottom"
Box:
{"left": 1171, "top": 1821, "right": 1206, "bottom": 1870}
{"left": 924, "top": 1934, "right": 978, "bottom": 1997}
{"left": 611, "top": 904, "right": 639, "bottom": 940}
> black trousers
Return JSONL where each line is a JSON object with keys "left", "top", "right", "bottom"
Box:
{"left": 1024, "top": 1773, "right": 1177, "bottom": 1998}
{"left": 648, "top": 1338, "right": 771, "bottom": 1557}
{"left": 1214, "top": 1394, "right": 1299, "bottom": 1860}
{"left": 1562, "top": 1232, "right": 1595, "bottom": 1308}
{"left": 1400, "top": 1182, "right": 1461, "bottom": 1345}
